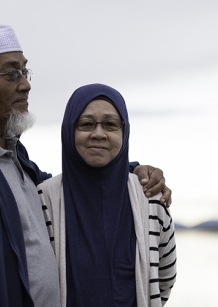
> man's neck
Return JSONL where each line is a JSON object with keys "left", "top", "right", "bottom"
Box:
{"left": 0, "top": 126, "right": 7, "bottom": 149}
{"left": 0, "top": 136, "right": 6, "bottom": 149}
{"left": 0, "top": 118, "right": 8, "bottom": 148}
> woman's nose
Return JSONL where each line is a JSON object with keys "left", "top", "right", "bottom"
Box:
{"left": 90, "top": 123, "right": 107, "bottom": 138}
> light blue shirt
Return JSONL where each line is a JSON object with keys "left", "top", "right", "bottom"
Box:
{"left": 0, "top": 134, "right": 61, "bottom": 307}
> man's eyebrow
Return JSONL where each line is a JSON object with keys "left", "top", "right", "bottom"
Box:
{"left": 2, "top": 59, "right": 28, "bottom": 69}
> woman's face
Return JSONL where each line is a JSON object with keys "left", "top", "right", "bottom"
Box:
{"left": 75, "top": 99, "right": 123, "bottom": 167}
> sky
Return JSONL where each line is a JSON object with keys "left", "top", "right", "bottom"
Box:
{"left": 1, "top": 0, "right": 218, "bottom": 123}
{"left": 1, "top": 0, "right": 218, "bottom": 224}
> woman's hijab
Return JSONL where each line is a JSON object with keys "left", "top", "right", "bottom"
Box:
{"left": 62, "top": 84, "right": 136, "bottom": 306}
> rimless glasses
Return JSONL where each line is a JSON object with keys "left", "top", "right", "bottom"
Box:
{"left": 0, "top": 69, "right": 32, "bottom": 82}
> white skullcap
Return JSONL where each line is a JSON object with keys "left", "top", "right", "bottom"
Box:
{"left": 0, "top": 25, "right": 22, "bottom": 54}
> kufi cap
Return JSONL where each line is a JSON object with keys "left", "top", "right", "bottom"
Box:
{"left": 0, "top": 25, "right": 22, "bottom": 54}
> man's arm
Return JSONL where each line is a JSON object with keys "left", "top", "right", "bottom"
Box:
{"left": 132, "top": 164, "right": 172, "bottom": 207}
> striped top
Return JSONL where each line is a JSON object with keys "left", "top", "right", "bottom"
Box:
{"left": 38, "top": 173, "right": 176, "bottom": 307}
{"left": 148, "top": 200, "right": 176, "bottom": 303}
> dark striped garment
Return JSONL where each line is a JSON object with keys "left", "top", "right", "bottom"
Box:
{"left": 148, "top": 198, "right": 176, "bottom": 305}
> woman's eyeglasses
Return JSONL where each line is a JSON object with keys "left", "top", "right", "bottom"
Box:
{"left": 0, "top": 69, "right": 32, "bottom": 82}
{"left": 76, "top": 119, "right": 124, "bottom": 132}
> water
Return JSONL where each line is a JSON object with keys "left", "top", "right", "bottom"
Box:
{"left": 167, "top": 230, "right": 218, "bottom": 307}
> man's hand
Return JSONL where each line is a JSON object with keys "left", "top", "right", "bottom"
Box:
{"left": 133, "top": 165, "right": 172, "bottom": 207}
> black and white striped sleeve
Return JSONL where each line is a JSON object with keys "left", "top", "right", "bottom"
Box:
{"left": 149, "top": 198, "right": 177, "bottom": 306}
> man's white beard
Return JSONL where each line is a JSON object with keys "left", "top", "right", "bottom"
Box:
{"left": 6, "top": 110, "right": 36, "bottom": 135}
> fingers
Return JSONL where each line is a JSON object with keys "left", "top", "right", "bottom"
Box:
{"left": 133, "top": 165, "right": 161, "bottom": 184}
{"left": 145, "top": 183, "right": 172, "bottom": 207}
{"left": 143, "top": 167, "right": 164, "bottom": 190}
{"left": 160, "top": 186, "right": 172, "bottom": 207}
{"left": 133, "top": 165, "right": 151, "bottom": 183}
{"left": 133, "top": 165, "right": 172, "bottom": 207}
{"left": 144, "top": 177, "right": 165, "bottom": 197}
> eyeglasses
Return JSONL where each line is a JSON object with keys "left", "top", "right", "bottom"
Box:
{"left": 76, "top": 118, "right": 124, "bottom": 132}
{"left": 0, "top": 69, "right": 32, "bottom": 82}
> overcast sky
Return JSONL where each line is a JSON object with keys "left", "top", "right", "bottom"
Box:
{"left": 1, "top": 0, "right": 218, "bottom": 124}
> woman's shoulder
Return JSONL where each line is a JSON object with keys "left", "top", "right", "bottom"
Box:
{"left": 128, "top": 173, "right": 162, "bottom": 201}
{"left": 128, "top": 173, "right": 170, "bottom": 218}
{"left": 37, "top": 173, "right": 62, "bottom": 193}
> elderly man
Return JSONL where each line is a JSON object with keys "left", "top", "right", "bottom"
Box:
{"left": 0, "top": 25, "right": 171, "bottom": 307}
{"left": 0, "top": 25, "right": 60, "bottom": 307}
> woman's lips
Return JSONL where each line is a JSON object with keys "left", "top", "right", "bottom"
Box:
{"left": 88, "top": 146, "right": 107, "bottom": 151}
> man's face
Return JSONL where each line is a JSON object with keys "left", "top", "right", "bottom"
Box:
{"left": 0, "top": 52, "right": 31, "bottom": 125}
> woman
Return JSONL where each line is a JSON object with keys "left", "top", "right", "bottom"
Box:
{"left": 38, "top": 84, "right": 176, "bottom": 307}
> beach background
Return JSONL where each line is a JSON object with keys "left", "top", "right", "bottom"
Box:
{"left": 1, "top": 0, "right": 218, "bottom": 305}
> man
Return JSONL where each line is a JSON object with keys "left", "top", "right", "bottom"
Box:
{"left": 0, "top": 25, "right": 171, "bottom": 307}
{"left": 0, "top": 25, "right": 60, "bottom": 307}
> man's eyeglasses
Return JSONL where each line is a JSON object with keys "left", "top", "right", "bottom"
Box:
{"left": 0, "top": 69, "right": 32, "bottom": 82}
{"left": 76, "top": 119, "right": 124, "bottom": 132}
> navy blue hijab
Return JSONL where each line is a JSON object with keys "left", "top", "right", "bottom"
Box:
{"left": 62, "top": 84, "right": 136, "bottom": 306}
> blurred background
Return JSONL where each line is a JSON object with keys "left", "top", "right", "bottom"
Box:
{"left": 1, "top": 0, "right": 218, "bottom": 305}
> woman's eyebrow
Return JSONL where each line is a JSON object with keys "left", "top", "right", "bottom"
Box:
{"left": 79, "top": 114, "right": 120, "bottom": 119}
